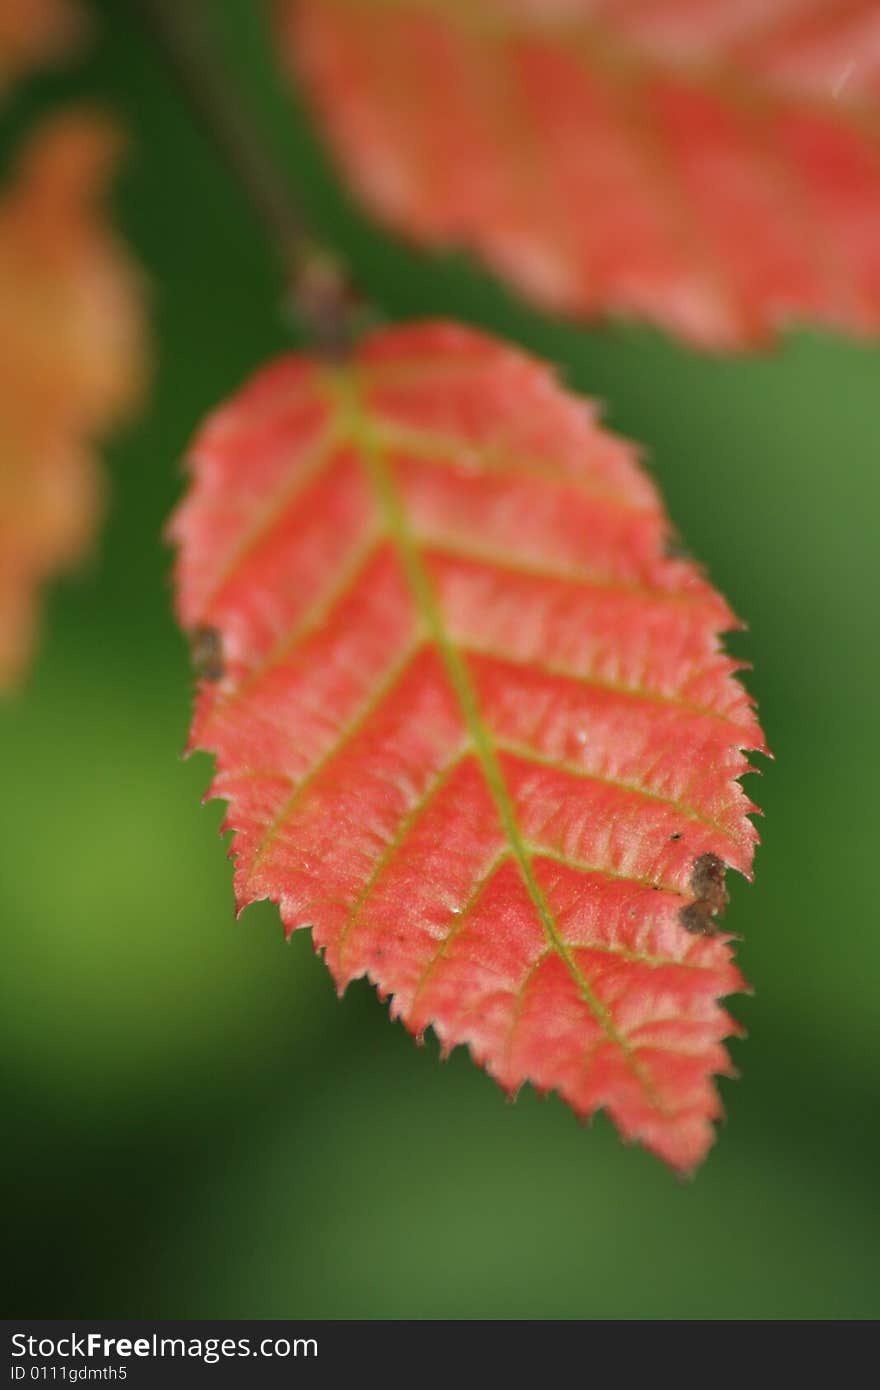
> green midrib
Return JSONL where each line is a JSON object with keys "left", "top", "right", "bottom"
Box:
{"left": 331, "top": 368, "right": 662, "bottom": 1108}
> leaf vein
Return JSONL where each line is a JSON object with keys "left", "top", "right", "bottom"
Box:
{"left": 334, "top": 369, "right": 668, "bottom": 1115}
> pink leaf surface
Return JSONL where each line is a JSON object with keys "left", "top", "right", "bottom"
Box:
{"left": 280, "top": 0, "right": 880, "bottom": 349}
{"left": 172, "top": 321, "right": 767, "bottom": 1171}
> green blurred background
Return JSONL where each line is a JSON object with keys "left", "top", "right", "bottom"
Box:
{"left": 2, "top": 0, "right": 878, "bottom": 1320}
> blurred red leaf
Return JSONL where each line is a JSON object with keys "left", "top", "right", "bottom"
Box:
{"left": 0, "top": 114, "right": 146, "bottom": 688}
{"left": 281, "top": 0, "right": 880, "bottom": 349}
{"left": 0, "top": 0, "right": 84, "bottom": 96}
{"left": 172, "top": 321, "right": 766, "bottom": 1172}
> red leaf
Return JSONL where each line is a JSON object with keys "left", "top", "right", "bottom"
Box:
{"left": 0, "top": 114, "right": 146, "bottom": 688}
{"left": 280, "top": 0, "right": 880, "bottom": 349}
{"left": 171, "top": 322, "right": 766, "bottom": 1172}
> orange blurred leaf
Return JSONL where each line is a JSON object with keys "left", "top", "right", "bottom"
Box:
{"left": 0, "top": 113, "right": 146, "bottom": 688}
{"left": 0, "top": 0, "right": 84, "bottom": 96}
{"left": 281, "top": 0, "right": 880, "bottom": 349}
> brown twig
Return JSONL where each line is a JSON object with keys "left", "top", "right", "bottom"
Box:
{"left": 139, "top": 0, "right": 366, "bottom": 354}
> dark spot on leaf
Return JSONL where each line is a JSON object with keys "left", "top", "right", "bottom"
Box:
{"left": 691, "top": 852, "right": 730, "bottom": 907}
{"left": 679, "top": 852, "right": 730, "bottom": 935}
{"left": 189, "top": 625, "right": 224, "bottom": 682}
{"left": 662, "top": 532, "right": 693, "bottom": 562}
{"left": 670, "top": 831, "right": 682, "bottom": 841}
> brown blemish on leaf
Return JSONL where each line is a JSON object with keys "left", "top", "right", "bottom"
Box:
{"left": 679, "top": 852, "right": 730, "bottom": 935}
{"left": 662, "top": 532, "right": 694, "bottom": 562}
{"left": 189, "top": 624, "right": 224, "bottom": 681}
